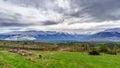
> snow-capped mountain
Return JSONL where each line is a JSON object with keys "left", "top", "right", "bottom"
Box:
{"left": 86, "top": 28, "right": 120, "bottom": 42}
{"left": 1, "top": 28, "right": 120, "bottom": 42}
{"left": 87, "top": 32, "right": 120, "bottom": 42}
{"left": 0, "top": 30, "right": 86, "bottom": 42}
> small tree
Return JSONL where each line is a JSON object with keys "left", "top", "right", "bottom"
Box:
{"left": 113, "top": 45, "right": 118, "bottom": 55}
{"left": 85, "top": 43, "right": 91, "bottom": 53}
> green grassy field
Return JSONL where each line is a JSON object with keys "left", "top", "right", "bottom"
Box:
{"left": 0, "top": 51, "right": 120, "bottom": 68}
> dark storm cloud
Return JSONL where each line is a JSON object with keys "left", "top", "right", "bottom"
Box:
{"left": 41, "top": 20, "right": 58, "bottom": 25}
{"left": 0, "top": 21, "right": 31, "bottom": 27}
{"left": 0, "top": 12, "right": 28, "bottom": 27}
{"left": 7, "top": 0, "right": 55, "bottom": 9}
{"left": 68, "top": 0, "right": 120, "bottom": 22}
{"left": 4, "top": 0, "right": 120, "bottom": 23}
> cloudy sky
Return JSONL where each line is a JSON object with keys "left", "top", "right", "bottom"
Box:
{"left": 0, "top": 0, "right": 120, "bottom": 34}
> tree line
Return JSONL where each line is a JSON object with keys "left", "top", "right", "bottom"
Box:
{"left": 0, "top": 41, "right": 120, "bottom": 55}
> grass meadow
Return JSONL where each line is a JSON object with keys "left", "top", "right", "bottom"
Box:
{"left": 0, "top": 51, "right": 120, "bottom": 68}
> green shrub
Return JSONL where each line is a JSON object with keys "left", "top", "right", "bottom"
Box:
{"left": 89, "top": 50, "right": 100, "bottom": 55}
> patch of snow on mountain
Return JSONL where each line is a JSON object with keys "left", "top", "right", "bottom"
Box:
{"left": 4, "top": 35, "right": 36, "bottom": 41}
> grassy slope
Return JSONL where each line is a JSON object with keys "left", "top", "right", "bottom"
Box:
{"left": 0, "top": 51, "right": 120, "bottom": 68}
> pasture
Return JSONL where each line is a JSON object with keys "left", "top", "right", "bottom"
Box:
{"left": 0, "top": 51, "right": 120, "bottom": 68}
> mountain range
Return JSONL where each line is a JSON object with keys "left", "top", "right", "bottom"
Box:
{"left": 1, "top": 28, "right": 120, "bottom": 42}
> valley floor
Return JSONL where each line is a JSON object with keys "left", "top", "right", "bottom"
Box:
{"left": 0, "top": 51, "right": 120, "bottom": 68}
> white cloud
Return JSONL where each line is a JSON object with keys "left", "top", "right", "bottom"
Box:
{"left": 17, "top": 20, "right": 120, "bottom": 34}
{"left": 0, "top": 0, "right": 120, "bottom": 34}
